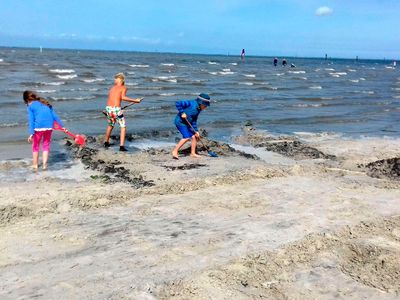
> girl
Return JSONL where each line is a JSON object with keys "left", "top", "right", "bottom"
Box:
{"left": 172, "top": 93, "right": 211, "bottom": 159}
{"left": 23, "top": 90, "right": 64, "bottom": 170}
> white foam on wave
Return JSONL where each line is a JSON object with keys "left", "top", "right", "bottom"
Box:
{"left": 222, "top": 68, "right": 231, "bottom": 72}
{"left": 230, "top": 63, "right": 238, "bottom": 66}
{"left": 208, "top": 61, "right": 219, "bottom": 65}
{"left": 161, "top": 63, "right": 174, "bottom": 66}
{"left": 348, "top": 69, "right": 357, "bottom": 72}
{"left": 243, "top": 74, "right": 256, "bottom": 78}
{"left": 219, "top": 71, "right": 235, "bottom": 75}
{"left": 208, "top": 72, "right": 218, "bottom": 75}
{"left": 152, "top": 76, "right": 178, "bottom": 83}
{"left": 393, "top": 95, "right": 400, "bottom": 99}
{"left": 49, "top": 69, "right": 75, "bottom": 74}
{"left": 239, "top": 82, "right": 254, "bottom": 86}
{"left": 349, "top": 79, "right": 359, "bottom": 83}
{"left": 276, "top": 73, "right": 284, "bottom": 76}
{"left": 392, "top": 87, "right": 400, "bottom": 91}
{"left": 129, "top": 64, "right": 149, "bottom": 68}
{"left": 82, "top": 78, "right": 105, "bottom": 83}
{"left": 330, "top": 72, "right": 347, "bottom": 77}
{"left": 325, "top": 68, "right": 335, "bottom": 71}
{"left": 359, "top": 78, "right": 366, "bottom": 81}
{"left": 57, "top": 74, "right": 77, "bottom": 80}
{"left": 41, "top": 81, "right": 65, "bottom": 86}
{"left": 126, "top": 82, "right": 139, "bottom": 86}
{"left": 159, "top": 93, "right": 176, "bottom": 96}
{"left": 0, "top": 59, "right": 3, "bottom": 62}
{"left": 36, "top": 89, "right": 56, "bottom": 93}
{"left": 289, "top": 70, "right": 306, "bottom": 74}
{"left": 309, "top": 86, "right": 322, "bottom": 89}
{"left": 293, "top": 103, "right": 323, "bottom": 108}
{"left": 385, "top": 66, "right": 395, "bottom": 69}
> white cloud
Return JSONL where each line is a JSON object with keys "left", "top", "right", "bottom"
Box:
{"left": 315, "top": 6, "right": 333, "bottom": 17}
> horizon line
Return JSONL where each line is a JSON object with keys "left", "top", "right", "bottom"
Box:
{"left": 0, "top": 45, "right": 397, "bottom": 62}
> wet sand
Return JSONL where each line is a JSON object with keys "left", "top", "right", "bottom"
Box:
{"left": 0, "top": 129, "right": 399, "bottom": 299}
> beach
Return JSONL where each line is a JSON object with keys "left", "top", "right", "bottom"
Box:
{"left": 1, "top": 128, "right": 399, "bottom": 299}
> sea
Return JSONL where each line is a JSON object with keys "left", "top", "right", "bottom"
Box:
{"left": 0, "top": 47, "right": 399, "bottom": 164}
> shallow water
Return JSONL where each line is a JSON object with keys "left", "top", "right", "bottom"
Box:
{"left": 0, "top": 47, "right": 399, "bottom": 160}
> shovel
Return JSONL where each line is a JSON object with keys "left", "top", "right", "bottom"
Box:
{"left": 102, "top": 100, "right": 143, "bottom": 116}
{"left": 185, "top": 119, "right": 218, "bottom": 157}
{"left": 53, "top": 122, "right": 86, "bottom": 147}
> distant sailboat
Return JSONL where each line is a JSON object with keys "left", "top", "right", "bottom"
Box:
{"left": 40, "top": 46, "right": 43, "bottom": 53}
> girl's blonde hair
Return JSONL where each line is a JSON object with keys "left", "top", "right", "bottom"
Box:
{"left": 23, "top": 90, "right": 52, "bottom": 108}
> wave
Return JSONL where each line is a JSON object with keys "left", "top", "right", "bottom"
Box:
{"left": 35, "top": 89, "right": 56, "bottom": 93}
{"left": 49, "top": 96, "right": 96, "bottom": 102}
{"left": 82, "top": 78, "right": 105, "bottom": 83}
{"left": 129, "top": 64, "right": 149, "bottom": 68}
{"left": 275, "top": 73, "right": 284, "bottom": 76}
{"left": 160, "top": 63, "right": 175, "bottom": 66}
{"left": 158, "top": 93, "right": 176, "bottom": 96}
{"left": 57, "top": 74, "right": 77, "bottom": 80}
{"left": 309, "top": 86, "right": 322, "bottom": 89}
{"left": 291, "top": 103, "right": 326, "bottom": 108}
{"left": 329, "top": 72, "right": 347, "bottom": 77}
{"left": 349, "top": 79, "right": 359, "bottom": 83}
{"left": 239, "top": 82, "right": 254, "bottom": 86}
{"left": 299, "top": 97, "right": 335, "bottom": 102}
{"left": 288, "top": 70, "right": 306, "bottom": 74}
{"left": 0, "top": 59, "right": 3, "bottom": 62}
{"left": 151, "top": 76, "right": 178, "bottom": 83}
{"left": 208, "top": 61, "right": 219, "bottom": 65}
{"left": 0, "top": 122, "right": 21, "bottom": 128}
{"left": 243, "top": 74, "right": 256, "bottom": 78}
{"left": 325, "top": 68, "right": 335, "bottom": 71}
{"left": 348, "top": 69, "right": 357, "bottom": 72}
{"left": 40, "top": 81, "right": 65, "bottom": 86}
{"left": 230, "top": 63, "right": 238, "bottom": 66}
{"left": 359, "top": 78, "right": 366, "bottom": 81}
{"left": 219, "top": 71, "right": 235, "bottom": 75}
{"left": 49, "top": 69, "right": 75, "bottom": 74}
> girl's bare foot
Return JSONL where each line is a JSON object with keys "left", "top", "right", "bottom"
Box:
{"left": 190, "top": 153, "right": 201, "bottom": 158}
{"left": 32, "top": 165, "right": 38, "bottom": 171}
{"left": 172, "top": 150, "right": 179, "bottom": 160}
{"left": 42, "top": 164, "right": 48, "bottom": 170}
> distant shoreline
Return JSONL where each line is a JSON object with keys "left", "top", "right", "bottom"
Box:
{"left": 0, "top": 45, "right": 396, "bottom": 62}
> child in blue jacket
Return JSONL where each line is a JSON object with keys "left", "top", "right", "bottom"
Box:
{"left": 23, "top": 90, "right": 64, "bottom": 170}
{"left": 172, "top": 93, "right": 211, "bottom": 159}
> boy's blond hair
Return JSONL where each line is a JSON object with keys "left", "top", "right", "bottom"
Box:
{"left": 114, "top": 73, "right": 125, "bottom": 83}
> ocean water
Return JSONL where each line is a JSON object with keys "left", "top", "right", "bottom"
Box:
{"left": 0, "top": 47, "right": 399, "bottom": 159}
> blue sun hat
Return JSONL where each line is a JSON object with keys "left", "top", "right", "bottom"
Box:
{"left": 196, "top": 93, "right": 211, "bottom": 107}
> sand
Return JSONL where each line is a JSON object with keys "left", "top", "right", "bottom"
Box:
{"left": 0, "top": 129, "right": 399, "bottom": 299}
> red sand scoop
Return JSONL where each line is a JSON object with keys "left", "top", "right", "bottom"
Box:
{"left": 53, "top": 122, "right": 86, "bottom": 147}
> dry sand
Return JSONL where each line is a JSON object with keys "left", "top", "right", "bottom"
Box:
{"left": 0, "top": 129, "right": 399, "bottom": 299}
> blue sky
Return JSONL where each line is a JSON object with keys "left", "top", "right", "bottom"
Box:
{"left": 0, "top": 0, "right": 398, "bottom": 59}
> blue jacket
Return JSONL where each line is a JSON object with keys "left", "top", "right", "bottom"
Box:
{"left": 174, "top": 100, "right": 201, "bottom": 131}
{"left": 27, "top": 101, "right": 64, "bottom": 135}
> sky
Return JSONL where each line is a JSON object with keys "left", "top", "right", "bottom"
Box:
{"left": 0, "top": 0, "right": 399, "bottom": 59}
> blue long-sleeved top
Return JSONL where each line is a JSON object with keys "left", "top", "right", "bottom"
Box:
{"left": 174, "top": 100, "right": 201, "bottom": 131}
{"left": 27, "top": 101, "right": 64, "bottom": 135}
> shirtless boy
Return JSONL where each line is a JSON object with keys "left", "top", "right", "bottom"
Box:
{"left": 104, "top": 73, "right": 143, "bottom": 151}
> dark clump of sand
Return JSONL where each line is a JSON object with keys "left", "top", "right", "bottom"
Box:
{"left": 64, "top": 139, "right": 154, "bottom": 188}
{"left": 235, "top": 129, "right": 336, "bottom": 160}
{"left": 365, "top": 157, "right": 400, "bottom": 180}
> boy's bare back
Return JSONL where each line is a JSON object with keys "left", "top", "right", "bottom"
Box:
{"left": 107, "top": 85, "right": 127, "bottom": 107}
